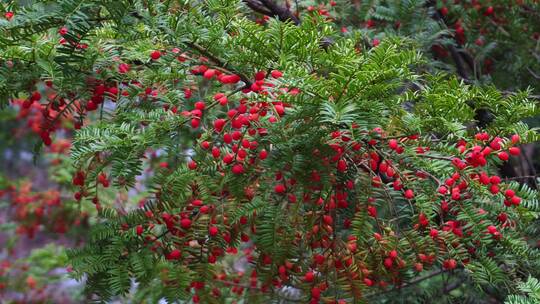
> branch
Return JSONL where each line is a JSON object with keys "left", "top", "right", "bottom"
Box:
{"left": 365, "top": 268, "right": 453, "bottom": 299}
{"left": 526, "top": 67, "right": 540, "bottom": 80}
{"left": 185, "top": 41, "right": 253, "bottom": 87}
{"left": 243, "top": 0, "right": 300, "bottom": 25}
{"left": 501, "top": 90, "right": 540, "bottom": 100}
{"left": 448, "top": 44, "right": 471, "bottom": 81}
{"left": 426, "top": 0, "right": 473, "bottom": 82}
{"left": 243, "top": 0, "right": 272, "bottom": 15}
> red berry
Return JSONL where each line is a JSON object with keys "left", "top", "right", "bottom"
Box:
{"left": 440, "top": 7, "right": 449, "bottom": 16}
{"left": 323, "top": 215, "right": 333, "bottom": 225}
{"left": 274, "top": 184, "right": 286, "bottom": 194}
{"left": 188, "top": 160, "right": 197, "bottom": 170}
{"left": 497, "top": 152, "right": 509, "bottom": 161}
{"left": 367, "top": 206, "right": 377, "bottom": 217}
{"left": 304, "top": 271, "right": 315, "bottom": 282}
{"left": 203, "top": 69, "right": 216, "bottom": 79}
{"left": 194, "top": 101, "right": 206, "bottom": 111}
{"left": 274, "top": 104, "right": 285, "bottom": 116}
{"left": 311, "top": 287, "right": 321, "bottom": 299}
{"left": 254, "top": 71, "right": 266, "bottom": 80}
{"left": 509, "top": 147, "right": 520, "bottom": 156}
{"left": 180, "top": 218, "right": 192, "bottom": 229}
{"left": 404, "top": 189, "right": 414, "bottom": 199}
{"left": 438, "top": 186, "right": 447, "bottom": 194}
{"left": 200, "top": 141, "right": 210, "bottom": 149}
{"left": 384, "top": 257, "right": 393, "bottom": 269}
{"left": 337, "top": 159, "right": 347, "bottom": 172}
{"left": 150, "top": 50, "right": 161, "bottom": 60}
{"left": 191, "top": 118, "right": 200, "bottom": 129}
{"left": 212, "top": 147, "right": 221, "bottom": 158}
{"left": 232, "top": 164, "right": 244, "bottom": 175}
{"left": 213, "top": 119, "right": 226, "bottom": 132}
{"left": 443, "top": 259, "right": 457, "bottom": 270}
{"left": 31, "top": 91, "right": 41, "bottom": 101}
{"left": 259, "top": 149, "right": 268, "bottom": 160}
{"left": 167, "top": 249, "right": 181, "bottom": 260}
{"left": 58, "top": 27, "right": 68, "bottom": 35}
{"left": 209, "top": 226, "right": 218, "bottom": 236}
{"left": 22, "top": 99, "right": 33, "bottom": 108}
{"left": 504, "top": 189, "right": 515, "bottom": 198}
{"left": 270, "top": 70, "right": 283, "bottom": 78}
{"left": 490, "top": 176, "right": 501, "bottom": 184}
{"left": 118, "top": 63, "right": 130, "bottom": 74}
{"left": 136, "top": 225, "right": 144, "bottom": 235}
{"left": 223, "top": 154, "right": 234, "bottom": 164}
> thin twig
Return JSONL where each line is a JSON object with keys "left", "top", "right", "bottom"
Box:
{"left": 365, "top": 268, "right": 452, "bottom": 298}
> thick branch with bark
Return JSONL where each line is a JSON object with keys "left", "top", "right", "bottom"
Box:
{"left": 243, "top": 0, "right": 300, "bottom": 24}
{"left": 426, "top": 0, "right": 473, "bottom": 81}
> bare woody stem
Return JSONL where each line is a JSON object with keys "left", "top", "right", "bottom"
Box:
{"left": 243, "top": 0, "right": 300, "bottom": 25}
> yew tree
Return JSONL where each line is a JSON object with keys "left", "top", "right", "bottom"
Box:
{"left": 1, "top": 0, "right": 540, "bottom": 303}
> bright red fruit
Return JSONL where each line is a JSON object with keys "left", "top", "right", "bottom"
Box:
{"left": 509, "top": 147, "right": 520, "bottom": 156}
{"left": 167, "top": 249, "right": 181, "bottom": 260}
{"left": 213, "top": 119, "right": 226, "bottom": 132}
{"left": 118, "top": 63, "right": 130, "bottom": 74}
{"left": 271, "top": 70, "right": 283, "bottom": 78}
{"left": 188, "top": 160, "right": 197, "bottom": 170}
{"left": 274, "top": 184, "right": 286, "bottom": 194}
{"left": 212, "top": 147, "right": 221, "bottom": 158}
{"left": 304, "top": 271, "right": 315, "bottom": 282}
{"left": 337, "top": 159, "right": 347, "bottom": 172}
{"left": 232, "top": 164, "right": 244, "bottom": 175}
{"left": 150, "top": 50, "right": 162, "bottom": 60}
{"left": 180, "top": 218, "right": 192, "bottom": 229}
{"left": 209, "top": 226, "right": 218, "bottom": 236}
{"left": 404, "top": 189, "right": 414, "bottom": 199}
{"left": 194, "top": 101, "right": 206, "bottom": 110}
{"left": 440, "top": 7, "right": 448, "bottom": 16}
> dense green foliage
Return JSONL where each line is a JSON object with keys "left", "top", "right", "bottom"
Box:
{"left": 1, "top": 0, "right": 539, "bottom": 303}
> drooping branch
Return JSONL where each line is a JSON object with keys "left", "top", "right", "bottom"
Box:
{"left": 185, "top": 41, "right": 253, "bottom": 87}
{"left": 365, "top": 268, "right": 454, "bottom": 299}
